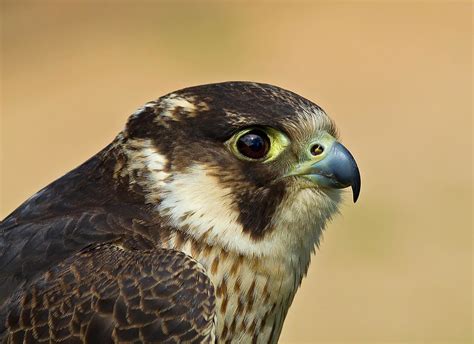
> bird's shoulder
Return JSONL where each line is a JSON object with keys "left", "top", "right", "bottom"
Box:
{"left": 1, "top": 244, "right": 216, "bottom": 343}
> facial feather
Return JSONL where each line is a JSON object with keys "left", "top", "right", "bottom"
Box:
{"left": 119, "top": 82, "right": 343, "bottom": 258}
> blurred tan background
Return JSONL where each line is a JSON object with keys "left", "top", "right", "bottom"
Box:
{"left": 1, "top": 1, "right": 472, "bottom": 343}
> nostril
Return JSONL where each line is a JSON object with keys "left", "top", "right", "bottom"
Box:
{"left": 310, "top": 144, "right": 324, "bottom": 156}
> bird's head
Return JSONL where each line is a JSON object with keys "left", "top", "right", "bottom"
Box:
{"left": 120, "top": 82, "right": 360, "bottom": 258}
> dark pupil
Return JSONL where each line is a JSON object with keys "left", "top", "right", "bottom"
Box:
{"left": 236, "top": 130, "right": 270, "bottom": 159}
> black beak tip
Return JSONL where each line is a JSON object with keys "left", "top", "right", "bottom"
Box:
{"left": 351, "top": 170, "right": 361, "bottom": 203}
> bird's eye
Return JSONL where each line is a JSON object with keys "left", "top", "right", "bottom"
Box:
{"left": 236, "top": 130, "right": 270, "bottom": 160}
{"left": 227, "top": 127, "right": 289, "bottom": 162}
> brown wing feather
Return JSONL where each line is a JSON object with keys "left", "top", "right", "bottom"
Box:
{"left": 0, "top": 245, "right": 216, "bottom": 343}
{"left": 0, "top": 209, "right": 163, "bottom": 303}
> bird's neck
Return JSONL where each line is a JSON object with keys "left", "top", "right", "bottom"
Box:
{"left": 162, "top": 231, "right": 309, "bottom": 343}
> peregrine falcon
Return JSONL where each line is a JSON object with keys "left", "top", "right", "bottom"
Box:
{"left": 0, "top": 82, "right": 360, "bottom": 343}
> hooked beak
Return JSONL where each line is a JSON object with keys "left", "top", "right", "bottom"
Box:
{"left": 289, "top": 133, "right": 361, "bottom": 202}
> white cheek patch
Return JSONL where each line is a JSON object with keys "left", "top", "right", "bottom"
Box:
{"left": 157, "top": 165, "right": 255, "bottom": 252}
{"left": 157, "top": 165, "right": 289, "bottom": 256}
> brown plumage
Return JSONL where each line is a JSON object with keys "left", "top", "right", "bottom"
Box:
{"left": 0, "top": 82, "right": 360, "bottom": 343}
{"left": 2, "top": 246, "right": 215, "bottom": 343}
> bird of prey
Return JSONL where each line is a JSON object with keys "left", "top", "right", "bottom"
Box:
{"left": 0, "top": 82, "right": 360, "bottom": 343}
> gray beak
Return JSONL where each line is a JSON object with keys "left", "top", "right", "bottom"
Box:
{"left": 307, "top": 141, "right": 361, "bottom": 202}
